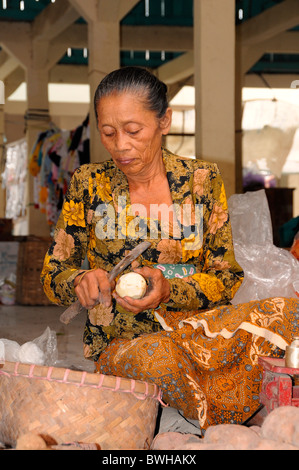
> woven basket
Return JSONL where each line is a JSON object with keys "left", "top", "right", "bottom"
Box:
{"left": 0, "top": 362, "right": 162, "bottom": 450}
{"left": 16, "top": 236, "right": 52, "bottom": 305}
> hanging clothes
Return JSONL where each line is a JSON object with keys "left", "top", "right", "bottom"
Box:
{"left": 28, "top": 116, "right": 90, "bottom": 228}
{"left": 2, "top": 138, "right": 28, "bottom": 220}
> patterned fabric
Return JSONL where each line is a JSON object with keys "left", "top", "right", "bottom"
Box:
{"left": 95, "top": 297, "right": 299, "bottom": 429}
{"left": 41, "top": 148, "right": 244, "bottom": 360}
{"left": 153, "top": 263, "right": 196, "bottom": 279}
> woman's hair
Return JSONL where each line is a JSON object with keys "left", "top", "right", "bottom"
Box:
{"left": 94, "top": 66, "right": 169, "bottom": 121}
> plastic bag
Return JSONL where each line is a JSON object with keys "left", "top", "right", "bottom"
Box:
{"left": 0, "top": 274, "right": 17, "bottom": 305}
{"left": 0, "top": 327, "right": 58, "bottom": 366}
{"left": 228, "top": 189, "right": 299, "bottom": 304}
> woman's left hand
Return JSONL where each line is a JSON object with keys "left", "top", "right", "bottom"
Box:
{"left": 113, "top": 266, "right": 170, "bottom": 314}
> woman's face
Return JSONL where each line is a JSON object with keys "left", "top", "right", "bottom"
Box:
{"left": 96, "top": 91, "right": 172, "bottom": 178}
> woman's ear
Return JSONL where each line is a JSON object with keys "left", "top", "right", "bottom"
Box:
{"left": 160, "top": 108, "right": 172, "bottom": 135}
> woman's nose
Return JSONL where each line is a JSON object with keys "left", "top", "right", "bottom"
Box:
{"left": 115, "top": 131, "right": 129, "bottom": 151}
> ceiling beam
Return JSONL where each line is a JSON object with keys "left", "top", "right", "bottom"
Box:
{"left": 51, "top": 22, "right": 193, "bottom": 52}
{"left": 264, "top": 31, "right": 299, "bottom": 54}
{"left": 3, "top": 66, "right": 25, "bottom": 99}
{"left": 167, "top": 76, "right": 194, "bottom": 101}
{"left": 0, "top": 22, "right": 31, "bottom": 66}
{"left": 244, "top": 73, "right": 299, "bottom": 89}
{"left": 155, "top": 51, "right": 194, "bottom": 85}
{"left": 0, "top": 55, "right": 19, "bottom": 81}
{"left": 237, "top": 0, "right": 299, "bottom": 46}
{"left": 32, "top": 0, "right": 80, "bottom": 41}
{"left": 0, "top": 49, "right": 8, "bottom": 67}
{"left": 69, "top": 0, "right": 140, "bottom": 23}
{"left": 68, "top": 0, "right": 96, "bottom": 23}
{"left": 5, "top": 19, "right": 297, "bottom": 57}
{"left": 49, "top": 64, "right": 88, "bottom": 84}
{"left": 51, "top": 23, "right": 88, "bottom": 50}
{"left": 121, "top": 25, "right": 193, "bottom": 51}
{"left": 98, "top": 0, "right": 140, "bottom": 22}
{"left": 117, "top": 0, "right": 141, "bottom": 21}
{"left": 242, "top": 30, "right": 299, "bottom": 74}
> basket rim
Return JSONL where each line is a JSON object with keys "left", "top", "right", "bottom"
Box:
{"left": 0, "top": 361, "right": 164, "bottom": 403}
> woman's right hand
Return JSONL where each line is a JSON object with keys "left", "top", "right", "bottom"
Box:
{"left": 74, "top": 268, "right": 114, "bottom": 309}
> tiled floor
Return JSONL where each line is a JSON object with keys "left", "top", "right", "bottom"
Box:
{"left": 0, "top": 303, "right": 94, "bottom": 372}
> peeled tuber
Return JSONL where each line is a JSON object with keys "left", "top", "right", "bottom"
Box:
{"left": 115, "top": 272, "right": 147, "bottom": 299}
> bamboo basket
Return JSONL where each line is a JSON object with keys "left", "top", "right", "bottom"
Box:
{"left": 16, "top": 236, "right": 52, "bottom": 305}
{"left": 0, "top": 362, "right": 162, "bottom": 450}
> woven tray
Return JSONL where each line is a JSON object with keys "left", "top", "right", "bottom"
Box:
{"left": 0, "top": 362, "right": 163, "bottom": 450}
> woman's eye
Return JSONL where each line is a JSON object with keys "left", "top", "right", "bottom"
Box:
{"left": 127, "top": 129, "right": 140, "bottom": 136}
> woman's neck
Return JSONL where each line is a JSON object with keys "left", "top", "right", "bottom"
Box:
{"left": 127, "top": 154, "right": 167, "bottom": 192}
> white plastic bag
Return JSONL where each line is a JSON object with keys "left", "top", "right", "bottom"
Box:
{"left": 0, "top": 327, "right": 58, "bottom": 366}
{"left": 228, "top": 189, "right": 299, "bottom": 304}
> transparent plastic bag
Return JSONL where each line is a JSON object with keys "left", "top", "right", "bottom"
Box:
{"left": 0, "top": 327, "right": 58, "bottom": 366}
{"left": 32, "top": 327, "right": 58, "bottom": 365}
{"left": 228, "top": 190, "right": 299, "bottom": 304}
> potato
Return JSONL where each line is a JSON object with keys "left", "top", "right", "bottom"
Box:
{"left": 115, "top": 272, "right": 147, "bottom": 299}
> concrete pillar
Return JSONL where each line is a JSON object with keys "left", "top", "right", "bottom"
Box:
{"left": 88, "top": 20, "right": 120, "bottom": 163}
{"left": 194, "top": 0, "right": 236, "bottom": 197}
{"left": 25, "top": 66, "right": 51, "bottom": 237}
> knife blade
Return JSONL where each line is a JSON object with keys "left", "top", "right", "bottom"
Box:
{"left": 60, "top": 240, "right": 151, "bottom": 324}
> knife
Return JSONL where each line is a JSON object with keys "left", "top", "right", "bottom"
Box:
{"left": 59, "top": 240, "right": 151, "bottom": 324}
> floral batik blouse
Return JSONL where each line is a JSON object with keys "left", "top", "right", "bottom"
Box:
{"left": 41, "top": 148, "right": 244, "bottom": 361}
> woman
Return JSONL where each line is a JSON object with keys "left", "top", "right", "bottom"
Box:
{"left": 41, "top": 66, "right": 298, "bottom": 430}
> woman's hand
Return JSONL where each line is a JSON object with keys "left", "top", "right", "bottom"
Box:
{"left": 74, "top": 268, "right": 115, "bottom": 309}
{"left": 113, "top": 266, "right": 170, "bottom": 314}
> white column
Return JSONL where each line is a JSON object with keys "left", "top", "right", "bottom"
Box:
{"left": 194, "top": 0, "right": 236, "bottom": 197}
{"left": 25, "top": 66, "right": 51, "bottom": 236}
{"left": 88, "top": 19, "right": 120, "bottom": 163}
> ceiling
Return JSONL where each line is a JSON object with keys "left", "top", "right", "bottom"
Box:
{"left": 0, "top": 0, "right": 298, "bottom": 73}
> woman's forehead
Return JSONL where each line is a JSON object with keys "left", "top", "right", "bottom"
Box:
{"left": 99, "top": 89, "right": 146, "bottom": 105}
{"left": 96, "top": 91, "right": 154, "bottom": 120}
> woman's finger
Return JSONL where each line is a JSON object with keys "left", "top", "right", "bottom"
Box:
{"left": 74, "top": 269, "right": 113, "bottom": 308}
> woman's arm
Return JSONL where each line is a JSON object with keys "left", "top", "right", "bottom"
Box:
{"left": 41, "top": 168, "right": 91, "bottom": 305}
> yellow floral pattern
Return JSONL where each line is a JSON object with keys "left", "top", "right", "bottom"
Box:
{"left": 96, "top": 173, "right": 113, "bottom": 202}
{"left": 118, "top": 205, "right": 138, "bottom": 238}
{"left": 191, "top": 273, "right": 225, "bottom": 303}
{"left": 181, "top": 233, "right": 203, "bottom": 263}
{"left": 62, "top": 200, "right": 85, "bottom": 227}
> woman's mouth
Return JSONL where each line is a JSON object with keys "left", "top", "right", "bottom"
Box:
{"left": 117, "top": 158, "right": 135, "bottom": 165}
